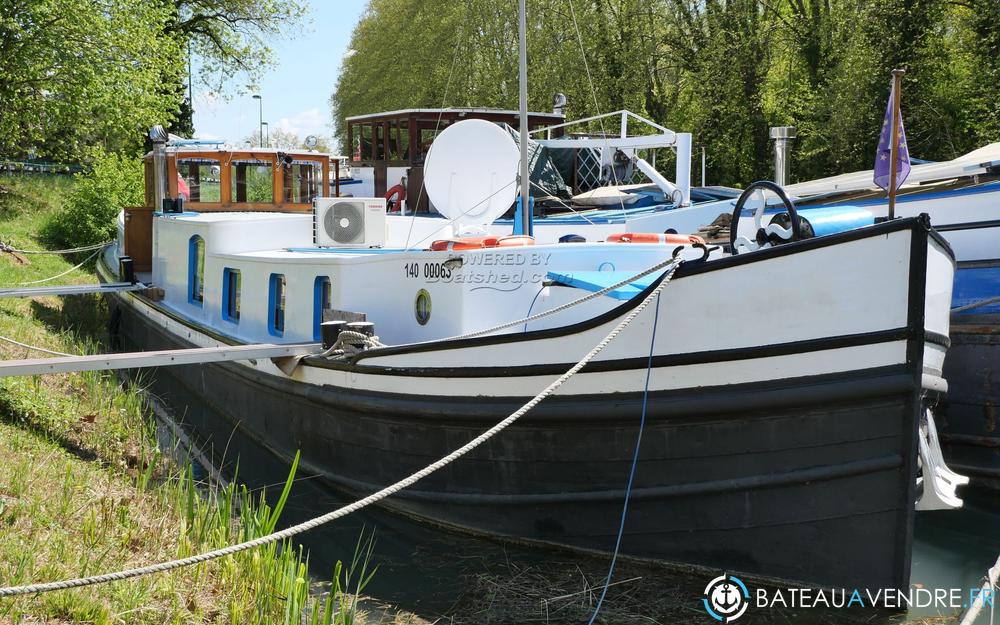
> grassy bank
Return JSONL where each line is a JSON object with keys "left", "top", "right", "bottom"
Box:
{"left": 0, "top": 175, "right": 378, "bottom": 624}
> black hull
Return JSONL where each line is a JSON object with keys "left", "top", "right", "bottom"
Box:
{"left": 940, "top": 315, "right": 1000, "bottom": 487}
{"left": 113, "top": 294, "right": 923, "bottom": 591}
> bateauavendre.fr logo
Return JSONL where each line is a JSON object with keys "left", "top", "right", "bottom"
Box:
{"left": 701, "top": 573, "right": 996, "bottom": 622}
{"left": 703, "top": 574, "right": 750, "bottom": 622}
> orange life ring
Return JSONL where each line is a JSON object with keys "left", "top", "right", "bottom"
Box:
{"left": 429, "top": 234, "right": 535, "bottom": 251}
{"left": 385, "top": 184, "right": 406, "bottom": 212}
{"left": 430, "top": 236, "right": 499, "bottom": 251}
{"left": 495, "top": 235, "right": 534, "bottom": 247}
{"left": 606, "top": 232, "right": 706, "bottom": 245}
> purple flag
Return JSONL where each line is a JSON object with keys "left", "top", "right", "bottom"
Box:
{"left": 873, "top": 80, "right": 910, "bottom": 192}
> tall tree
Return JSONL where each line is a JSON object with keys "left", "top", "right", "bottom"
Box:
{"left": 331, "top": 0, "right": 1000, "bottom": 186}
{"left": 169, "top": 0, "right": 307, "bottom": 94}
{"left": 0, "top": 0, "right": 183, "bottom": 160}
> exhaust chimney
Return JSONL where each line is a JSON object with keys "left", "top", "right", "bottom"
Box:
{"left": 769, "top": 126, "right": 796, "bottom": 187}
{"left": 552, "top": 93, "right": 567, "bottom": 117}
{"left": 148, "top": 125, "right": 168, "bottom": 211}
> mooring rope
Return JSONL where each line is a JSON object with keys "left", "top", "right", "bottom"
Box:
{"left": 432, "top": 255, "right": 684, "bottom": 342}
{"left": 15, "top": 247, "right": 104, "bottom": 286}
{"left": 0, "top": 258, "right": 682, "bottom": 597}
{"left": 587, "top": 290, "right": 662, "bottom": 624}
{"left": 320, "top": 330, "right": 386, "bottom": 358}
{"left": 952, "top": 296, "right": 1000, "bottom": 314}
{"left": 959, "top": 552, "right": 1000, "bottom": 625}
{"left": 0, "top": 240, "right": 112, "bottom": 256}
{"left": 0, "top": 334, "right": 74, "bottom": 357}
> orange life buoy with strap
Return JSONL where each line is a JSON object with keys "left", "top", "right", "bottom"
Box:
{"left": 607, "top": 232, "right": 706, "bottom": 245}
{"left": 429, "top": 234, "right": 535, "bottom": 251}
{"left": 495, "top": 235, "right": 534, "bottom": 247}
{"left": 385, "top": 184, "right": 406, "bottom": 212}
{"left": 430, "top": 236, "right": 499, "bottom": 251}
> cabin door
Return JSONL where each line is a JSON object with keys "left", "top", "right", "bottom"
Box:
{"left": 123, "top": 206, "right": 154, "bottom": 271}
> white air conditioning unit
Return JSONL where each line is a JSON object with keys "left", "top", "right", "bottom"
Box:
{"left": 313, "top": 197, "right": 386, "bottom": 248}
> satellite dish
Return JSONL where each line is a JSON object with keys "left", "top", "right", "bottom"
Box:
{"left": 305, "top": 135, "right": 318, "bottom": 149}
{"left": 424, "top": 119, "right": 519, "bottom": 231}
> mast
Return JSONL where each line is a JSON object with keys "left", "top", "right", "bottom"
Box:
{"left": 518, "top": 0, "right": 531, "bottom": 235}
{"left": 887, "top": 69, "right": 904, "bottom": 220}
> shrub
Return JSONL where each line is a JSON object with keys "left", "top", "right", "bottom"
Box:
{"left": 44, "top": 149, "right": 144, "bottom": 248}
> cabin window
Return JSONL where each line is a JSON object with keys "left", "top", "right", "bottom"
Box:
{"left": 222, "top": 268, "right": 241, "bottom": 322}
{"left": 418, "top": 128, "right": 439, "bottom": 162}
{"left": 231, "top": 159, "right": 274, "bottom": 203}
{"left": 396, "top": 121, "right": 410, "bottom": 161}
{"left": 283, "top": 161, "right": 320, "bottom": 203}
{"left": 177, "top": 158, "right": 221, "bottom": 203}
{"left": 313, "top": 276, "right": 332, "bottom": 340}
{"left": 188, "top": 235, "right": 205, "bottom": 305}
{"left": 415, "top": 289, "right": 431, "bottom": 325}
{"left": 268, "top": 273, "right": 286, "bottom": 336}
{"left": 358, "top": 124, "right": 373, "bottom": 160}
{"left": 374, "top": 123, "right": 386, "bottom": 160}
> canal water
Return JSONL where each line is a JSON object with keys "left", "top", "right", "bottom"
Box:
{"left": 165, "top": 407, "right": 999, "bottom": 624}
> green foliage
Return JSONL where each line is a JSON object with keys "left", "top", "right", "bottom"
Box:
{"left": 1, "top": 187, "right": 384, "bottom": 624}
{"left": 331, "top": 0, "right": 1000, "bottom": 187}
{"left": 0, "top": 0, "right": 307, "bottom": 161}
{"left": 172, "top": 0, "right": 308, "bottom": 93}
{"left": 44, "top": 150, "right": 144, "bottom": 248}
{"left": 0, "top": 0, "right": 184, "bottom": 160}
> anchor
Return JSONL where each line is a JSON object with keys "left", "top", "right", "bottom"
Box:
{"left": 714, "top": 582, "right": 741, "bottom": 612}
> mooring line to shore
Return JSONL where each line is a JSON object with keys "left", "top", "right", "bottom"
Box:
{"left": 588, "top": 290, "right": 662, "bottom": 625}
{"left": 958, "top": 552, "right": 1000, "bottom": 625}
{"left": 0, "top": 240, "right": 112, "bottom": 256}
{"left": 0, "top": 258, "right": 682, "bottom": 598}
{"left": 952, "top": 296, "right": 1000, "bottom": 314}
{"left": 15, "top": 246, "right": 104, "bottom": 286}
{"left": 0, "top": 334, "right": 74, "bottom": 357}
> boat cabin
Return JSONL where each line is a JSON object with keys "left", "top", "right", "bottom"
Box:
{"left": 144, "top": 147, "right": 332, "bottom": 212}
{"left": 345, "top": 108, "right": 564, "bottom": 212}
{"left": 126, "top": 146, "right": 335, "bottom": 272}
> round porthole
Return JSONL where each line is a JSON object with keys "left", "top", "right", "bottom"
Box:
{"left": 415, "top": 289, "right": 432, "bottom": 325}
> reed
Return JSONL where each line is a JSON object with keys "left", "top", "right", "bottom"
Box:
{"left": 0, "top": 174, "right": 384, "bottom": 624}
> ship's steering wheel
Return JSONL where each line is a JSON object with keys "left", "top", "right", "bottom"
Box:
{"left": 729, "top": 180, "right": 802, "bottom": 255}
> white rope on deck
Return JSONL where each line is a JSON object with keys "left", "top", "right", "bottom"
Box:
{"left": 320, "top": 330, "right": 386, "bottom": 358}
{"left": 0, "top": 258, "right": 682, "bottom": 597}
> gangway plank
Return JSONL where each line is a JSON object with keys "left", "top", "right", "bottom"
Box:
{"left": 0, "top": 343, "right": 320, "bottom": 377}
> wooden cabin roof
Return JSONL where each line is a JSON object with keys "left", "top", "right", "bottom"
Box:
{"left": 345, "top": 108, "right": 564, "bottom": 123}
